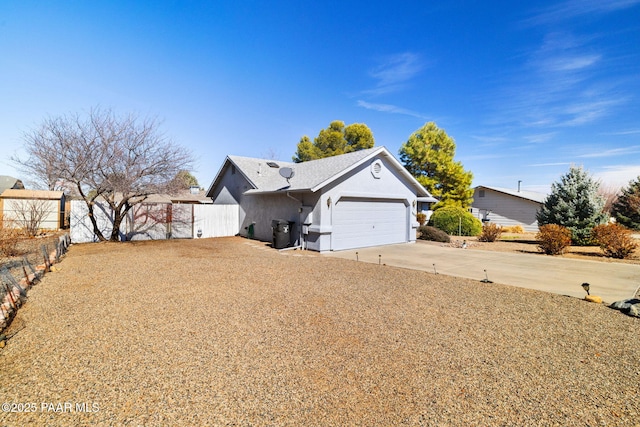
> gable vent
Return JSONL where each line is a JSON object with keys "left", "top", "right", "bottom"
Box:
{"left": 371, "top": 159, "right": 383, "bottom": 179}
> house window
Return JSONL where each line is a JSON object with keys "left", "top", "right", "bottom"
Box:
{"left": 231, "top": 165, "right": 236, "bottom": 175}
{"left": 479, "top": 190, "right": 485, "bottom": 197}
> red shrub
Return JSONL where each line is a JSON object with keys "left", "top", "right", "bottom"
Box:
{"left": 590, "top": 223, "right": 638, "bottom": 259}
{"left": 536, "top": 224, "right": 572, "bottom": 255}
{"left": 478, "top": 223, "right": 502, "bottom": 242}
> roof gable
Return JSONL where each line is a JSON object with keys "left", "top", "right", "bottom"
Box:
{"left": 207, "top": 147, "right": 432, "bottom": 197}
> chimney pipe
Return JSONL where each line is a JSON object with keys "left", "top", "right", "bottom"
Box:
{"left": 518, "top": 180, "right": 522, "bottom": 192}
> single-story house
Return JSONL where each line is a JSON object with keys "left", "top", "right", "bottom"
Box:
{"left": 206, "top": 146, "right": 437, "bottom": 252}
{"left": 0, "top": 189, "right": 66, "bottom": 231}
{"left": 471, "top": 185, "right": 547, "bottom": 232}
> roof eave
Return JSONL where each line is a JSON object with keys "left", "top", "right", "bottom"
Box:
{"left": 308, "top": 147, "right": 431, "bottom": 197}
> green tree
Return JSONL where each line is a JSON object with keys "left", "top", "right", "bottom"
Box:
{"left": 611, "top": 176, "right": 640, "bottom": 230}
{"left": 536, "top": 166, "right": 607, "bottom": 245}
{"left": 293, "top": 121, "right": 374, "bottom": 162}
{"left": 399, "top": 122, "right": 473, "bottom": 208}
{"left": 173, "top": 170, "right": 200, "bottom": 189}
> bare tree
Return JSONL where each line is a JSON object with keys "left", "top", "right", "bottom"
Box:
{"left": 598, "top": 183, "right": 621, "bottom": 216}
{"left": 14, "top": 108, "right": 193, "bottom": 242}
{"left": 8, "top": 199, "right": 51, "bottom": 237}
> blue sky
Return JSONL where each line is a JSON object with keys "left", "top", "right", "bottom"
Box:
{"left": 1, "top": 1, "right": 639, "bottom": 194}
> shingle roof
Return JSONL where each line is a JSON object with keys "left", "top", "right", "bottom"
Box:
{"left": 0, "top": 175, "right": 24, "bottom": 193}
{"left": 476, "top": 185, "right": 546, "bottom": 204}
{"left": 209, "top": 147, "right": 431, "bottom": 197}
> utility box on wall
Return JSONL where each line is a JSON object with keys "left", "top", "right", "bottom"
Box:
{"left": 301, "top": 206, "right": 313, "bottom": 225}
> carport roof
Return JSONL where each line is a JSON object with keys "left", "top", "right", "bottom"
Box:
{"left": 207, "top": 146, "right": 432, "bottom": 197}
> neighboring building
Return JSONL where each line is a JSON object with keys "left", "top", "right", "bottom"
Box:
{"left": 472, "top": 185, "right": 546, "bottom": 232}
{"left": 0, "top": 189, "right": 66, "bottom": 231}
{"left": 206, "top": 146, "right": 437, "bottom": 252}
{"left": 0, "top": 175, "right": 25, "bottom": 193}
{"left": 126, "top": 189, "right": 213, "bottom": 240}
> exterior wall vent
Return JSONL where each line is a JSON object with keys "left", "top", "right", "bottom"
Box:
{"left": 371, "top": 159, "right": 383, "bottom": 179}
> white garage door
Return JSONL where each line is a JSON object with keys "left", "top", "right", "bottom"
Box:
{"left": 332, "top": 198, "right": 408, "bottom": 251}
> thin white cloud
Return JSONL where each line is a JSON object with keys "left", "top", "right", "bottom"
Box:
{"left": 562, "top": 98, "right": 627, "bottom": 126}
{"left": 356, "top": 100, "right": 427, "bottom": 119}
{"left": 602, "top": 129, "right": 640, "bottom": 135}
{"left": 524, "top": 132, "right": 556, "bottom": 143}
{"left": 461, "top": 153, "right": 511, "bottom": 161}
{"left": 593, "top": 164, "right": 640, "bottom": 187}
{"left": 362, "top": 52, "right": 424, "bottom": 96}
{"left": 524, "top": 0, "right": 640, "bottom": 26}
{"left": 544, "top": 54, "right": 601, "bottom": 72}
{"left": 470, "top": 135, "right": 509, "bottom": 144}
{"left": 578, "top": 145, "right": 640, "bottom": 158}
{"left": 528, "top": 162, "right": 572, "bottom": 167}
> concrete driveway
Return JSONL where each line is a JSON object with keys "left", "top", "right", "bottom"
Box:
{"left": 323, "top": 241, "right": 640, "bottom": 304}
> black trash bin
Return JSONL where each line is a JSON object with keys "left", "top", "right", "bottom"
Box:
{"left": 271, "top": 219, "right": 291, "bottom": 249}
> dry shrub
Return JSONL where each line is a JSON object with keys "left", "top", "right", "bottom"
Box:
{"left": 416, "top": 212, "right": 427, "bottom": 226}
{"left": 478, "top": 223, "right": 502, "bottom": 242}
{"left": 590, "top": 223, "right": 638, "bottom": 259}
{"left": 418, "top": 225, "right": 450, "bottom": 243}
{"left": 537, "top": 224, "right": 572, "bottom": 255}
{"left": 0, "top": 227, "right": 24, "bottom": 257}
{"left": 502, "top": 225, "right": 525, "bottom": 234}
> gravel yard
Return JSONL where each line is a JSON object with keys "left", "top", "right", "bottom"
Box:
{"left": 1, "top": 236, "right": 638, "bottom": 426}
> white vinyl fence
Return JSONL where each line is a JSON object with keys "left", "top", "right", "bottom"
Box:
{"left": 70, "top": 200, "right": 239, "bottom": 243}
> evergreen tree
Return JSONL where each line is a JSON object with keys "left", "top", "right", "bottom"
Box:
{"left": 173, "top": 170, "right": 199, "bottom": 189}
{"left": 611, "top": 176, "right": 640, "bottom": 230}
{"left": 399, "top": 122, "right": 473, "bottom": 209}
{"left": 293, "top": 121, "right": 374, "bottom": 162}
{"left": 537, "top": 166, "right": 607, "bottom": 245}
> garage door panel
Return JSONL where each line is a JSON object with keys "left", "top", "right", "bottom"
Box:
{"left": 332, "top": 199, "right": 407, "bottom": 250}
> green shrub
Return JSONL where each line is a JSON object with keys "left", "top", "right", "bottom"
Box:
{"left": 430, "top": 206, "right": 482, "bottom": 236}
{"left": 590, "top": 223, "right": 638, "bottom": 259}
{"left": 417, "top": 225, "right": 450, "bottom": 243}
{"left": 478, "top": 223, "right": 502, "bottom": 242}
{"left": 536, "top": 224, "right": 572, "bottom": 255}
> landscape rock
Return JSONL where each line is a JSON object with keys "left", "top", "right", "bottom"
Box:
{"left": 609, "top": 298, "right": 640, "bottom": 317}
